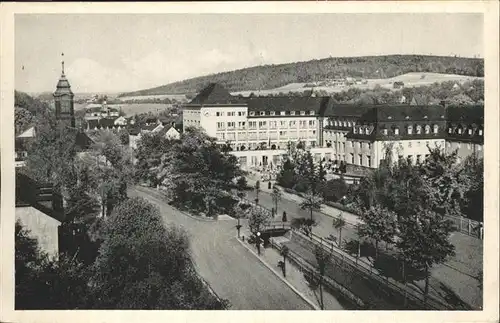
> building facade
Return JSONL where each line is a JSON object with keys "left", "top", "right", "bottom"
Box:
{"left": 445, "top": 105, "right": 484, "bottom": 163}
{"left": 183, "top": 83, "right": 484, "bottom": 173}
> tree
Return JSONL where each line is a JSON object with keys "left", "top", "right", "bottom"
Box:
{"left": 356, "top": 205, "right": 398, "bottom": 259}
{"left": 15, "top": 107, "right": 35, "bottom": 136}
{"left": 314, "top": 245, "right": 330, "bottom": 310}
{"left": 118, "top": 129, "right": 130, "bottom": 146}
{"left": 15, "top": 221, "right": 90, "bottom": 309}
{"left": 332, "top": 214, "right": 347, "bottom": 248}
{"left": 156, "top": 127, "right": 243, "bottom": 216}
{"left": 248, "top": 206, "right": 271, "bottom": 235}
{"left": 89, "top": 197, "right": 228, "bottom": 309}
{"left": 254, "top": 180, "right": 261, "bottom": 205}
{"left": 270, "top": 185, "right": 282, "bottom": 215}
{"left": 299, "top": 191, "right": 323, "bottom": 231}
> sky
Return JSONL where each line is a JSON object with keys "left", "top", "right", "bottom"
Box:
{"left": 15, "top": 13, "right": 484, "bottom": 94}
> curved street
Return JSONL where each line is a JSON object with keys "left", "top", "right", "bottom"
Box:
{"left": 129, "top": 186, "right": 315, "bottom": 310}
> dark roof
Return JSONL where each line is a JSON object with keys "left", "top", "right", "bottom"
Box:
{"left": 128, "top": 127, "right": 141, "bottom": 135}
{"left": 320, "top": 103, "right": 373, "bottom": 118}
{"left": 141, "top": 124, "right": 160, "bottom": 131}
{"left": 86, "top": 106, "right": 102, "bottom": 113}
{"left": 188, "top": 83, "right": 244, "bottom": 105}
{"left": 357, "top": 105, "right": 446, "bottom": 123}
{"left": 86, "top": 117, "right": 120, "bottom": 129}
{"left": 53, "top": 73, "right": 74, "bottom": 97}
{"left": 446, "top": 105, "right": 484, "bottom": 124}
{"left": 246, "top": 96, "right": 330, "bottom": 114}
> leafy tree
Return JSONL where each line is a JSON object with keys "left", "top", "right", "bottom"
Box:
{"left": 276, "top": 158, "right": 297, "bottom": 189}
{"left": 291, "top": 217, "right": 316, "bottom": 237}
{"left": 89, "top": 197, "right": 228, "bottom": 309}
{"left": 156, "top": 127, "right": 243, "bottom": 216}
{"left": 332, "top": 213, "right": 347, "bottom": 248}
{"left": 254, "top": 180, "right": 261, "bottom": 205}
{"left": 270, "top": 185, "right": 282, "bottom": 214}
{"left": 135, "top": 131, "right": 174, "bottom": 186}
{"left": 318, "top": 177, "right": 348, "bottom": 203}
{"left": 300, "top": 190, "right": 323, "bottom": 224}
{"left": 314, "top": 245, "right": 331, "bottom": 310}
{"left": 118, "top": 129, "right": 130, "bottom": 145}
{"left": 15, "top": 221, "right": 90, "bottom": 309}
{"left": 248, "top": 206, "right": 271, "bottom": 235}
{"left": 356, "top": 205, "right": 398, "bottom": 259}
{"left": 15, "top": 107, "right": 35, "bottom": 136}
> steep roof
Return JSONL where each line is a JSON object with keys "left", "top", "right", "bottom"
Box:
{"left": 446, "top": 105, "right": 484, "bottom": 125}
{"left": 357, "top": 105, "right": 446, "bottom": 123}
{"left": 188, "top": 83, "right": 244, "bottom": 105}
{"left": 320, "top": 103, "right": 373, "bottom": 118}
{"left": 53, "top": 73, "right": 74, "bottom": 97}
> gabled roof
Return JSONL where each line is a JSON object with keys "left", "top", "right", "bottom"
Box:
{"left": 189, "top": 83, "right": 244, "bottom": 105}
{"left": 320, "top": 103, "right": 373, "bottom": 118}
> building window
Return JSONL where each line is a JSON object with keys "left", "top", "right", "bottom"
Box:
{"left": 259, "top": 111, "right": 265, "bottom": 116}
{"left": 227, "top": 132, "right": 235, "bottom": 140}
{"left": 228, "top": 112, "right": 235, "bottom": 116}
{"left": 279, "top": 131, "right": 287, "bottom": 136}
{"left": 289, "top": 121, "right": 296, "bottom": 127}
{"left": 280, "top": 121, "right": 286, "bottom": 127}
{"left": 468, "top": 128, "right": 472, "bottom": 135}
{"left": 416, "top": 125, "right": 422, "bottom": 134}
{"left": 458, "top": 128, "right": 462, "bottom": 134}
{"left": 358, "top": 154, "right": 363, "bottom": 166}
{"left": 249, "top": 121, "right": 257, "bottom": 129}
{"left": 407, "top": 125, "right": 413, "bottom": 135}
{"left": 300, "top": 111, "right": 306, "bottom": 116}
{"left": 334, "top": 121, "right": 338, "bottom": 126}
{"left": 382, "top": 128, "right": 388, "bottom": 135}
{"left": 309, "top": 120, "right": 315, "bottom": 127}
{"left": 433, "top": 125, "right": 438, "bottom": 134}
{"left": 342, "top": 142, "right": 346, "bottom": 151}
{"left": 368, "top": 143, "right": 372, "bottom": 150}
{"left": 290, "top": 111, "right": 295, "bottom": 116}
{"left": 215, "top": 112, "right": 221, "bottom": 116}
{"left": 353, "top": 127, "right": 358, "bottom": 134}
{"left": 217, "top": 122, "right": 225, "bottom": 130}
{"left": 280, "top": 111, "right": 286, "bottom": 116}
{"left": 360, "top": 142, "right": 363, "bottom": 149}
{"left": 365, "top": 128, "right": 370, "bottom": 135}
{"left": 367, "top": 155, "right": 371, "bottom": 167}
{"left": 310, "top": 111, "right": 315, "bottom": 115}
{"left": 250, "top": 111, "right": 255, "bottom": 116}
{"left": 227, "top": 122, "right": 235, "bottom": 128}
{"left": 269, "top": 111, "right": 275, "bottom": 116}
{"left": 350, "top": 153, "right": 355, "bottom": 164}
{"left": 238, "top": 121, "right": 246, "bottom": 128}
{"left": 343, "top": 121, "right": 347, "bottom": 127}
{"left": 394, "top": 128, "right": 400, "bottom": 135}
{"left": 259, "top": 121, "right": 267, "bottom": 128}
{"left": 479, "top": 129, "right": 483, "bottom": 136}
{"left": 347, "top": 122, "right": 351, "bottom": 127}
{"left": 238, "top": 111, "right": 246, "bottom": 116}
{"left": 424, "top": 125, "right": 430, "bottom": 134}
{"left": 467, "top": 143, "right": 472, "bottom": 150}
{"left": 351, "top": 141, "right": 355, "bottom": 148}
{"left": 478, "top": 145, "right": 482, "bottom": 151}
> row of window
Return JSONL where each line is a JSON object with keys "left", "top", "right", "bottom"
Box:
{"left": 217, "top": 130, "right": 316, "bottom": 141}
{"left": 375, "top": 124, "right": 439, "bottom": 136}
{"left": 249, "top": 110, "right": 316, "bottom": 117}
{"left": 217, "top": 120, "right": 317, "bottom": 130}
{"left": 448, "top": 127, "right": 483, "bottom": 136}
{"left": 215, "top": 111, "right": 246, "bottom": 117}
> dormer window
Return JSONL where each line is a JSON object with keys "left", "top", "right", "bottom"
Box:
{"left": 416, "top": 125, "right": 422, "bottom": 134}
{"left": 424, "top": 125, "right": 430, "bottom": 134}
{"left": 394, "top": 128, "right": 400, "bottom": 135}
{"left": 424, "top": 115, "right": 428, "bottom": 119}
{"left": 348, "top": 122, "right": 351, "bottom": 127}
{"left": 382, "top": 128, "right": 388, "bottom": 135}
{"left": 260, "top": 111, "right": 265, "bottom": 116}
{"left": 433, "top": 125, "right": 439, "bottom": 134}
{"left": 405, "top": 116, "right": 410, "bottom": 120}
{"left": 479, "top": 129, "right": 483, "bottom": 136}
{"left": 250, "top": 111, "right": 255, "bottom": 116}
{"left": 343, "top": 121, "right": 347, "bottom": 127}
{"left": 407, "top": 125, "right": 413, "bottom": 135}
{"left": 280, "top": 111, "right": 286, "bottom": 116}
{"left": 290, "top": 111, "right": 295, "bottom": 116}
{"left": 353, "top": 127, "right": 358, "bottom": 134}
{"left": 448, "top": 127, "right": 452, "bottom": 134}
{"left": 457, "top": 128, "right": 462, "bottom": 134}
{"left": 334, "top": 121, "right": 338, "bottom": 126}
{"left": 300, "top": 111, "right": 306, "bottom": 116}
{"left": 468, "top": 128, "right": 472, "bottom": 135}
{"left": 270, "top": 111, "right": 275, "bottom": 116}
{"left": 365, "top": 128, "right": 370, "bottom": 135}
{"left": 310, "top": 110, "right": 315, "bottom": 115}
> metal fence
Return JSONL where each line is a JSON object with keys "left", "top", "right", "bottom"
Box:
{"left": 445, "top": 215, "right": 483, "bottom": 239}
{"left": 290, "top": 228, "right": 454, "bottom": 310}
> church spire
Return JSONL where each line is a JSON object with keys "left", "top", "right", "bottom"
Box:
{"left": 61, "top": 52, "right": 65, "bottom": 75}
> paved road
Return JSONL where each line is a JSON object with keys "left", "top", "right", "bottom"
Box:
{"left": 245, "top": 189, "right": 360, "bottom": 245}
{"left": 130, "top": 186, "right": 313, "bottom": 310}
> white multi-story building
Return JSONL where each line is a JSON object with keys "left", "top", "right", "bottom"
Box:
{"left": 183, "top": 83, "right": 484, "bottom": 174}
{"left": 183, "top": 83, "right": 333, "bottom": 169}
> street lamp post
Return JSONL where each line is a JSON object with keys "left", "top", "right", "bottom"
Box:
{"left": 256, "top": 232, "right": 261, "bottom": 255}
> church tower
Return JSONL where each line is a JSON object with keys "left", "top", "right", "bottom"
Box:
{"left": 53, "top": 53, "right": 75, "bottom": 128}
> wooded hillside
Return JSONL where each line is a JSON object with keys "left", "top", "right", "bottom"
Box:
{"left": 120, "top": 55, "right": 484, "bottom": 97}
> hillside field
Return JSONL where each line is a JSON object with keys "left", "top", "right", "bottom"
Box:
{"left": 74, "top": 103, "right": 172, "bottom": 116}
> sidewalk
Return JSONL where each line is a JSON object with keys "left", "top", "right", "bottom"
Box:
{"left": 245, "top": 176, "right": 360, "bottom": 225}
{"left": 239, "top": 228, "right": 346, "bottom": 310}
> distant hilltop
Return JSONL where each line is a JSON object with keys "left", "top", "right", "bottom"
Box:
{"left": 119, "top": 54, "right": 484, "bottom": 97}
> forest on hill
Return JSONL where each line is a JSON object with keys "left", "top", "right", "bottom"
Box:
{"left": 120, "top": 55, "right": 484, "bottom": 97}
